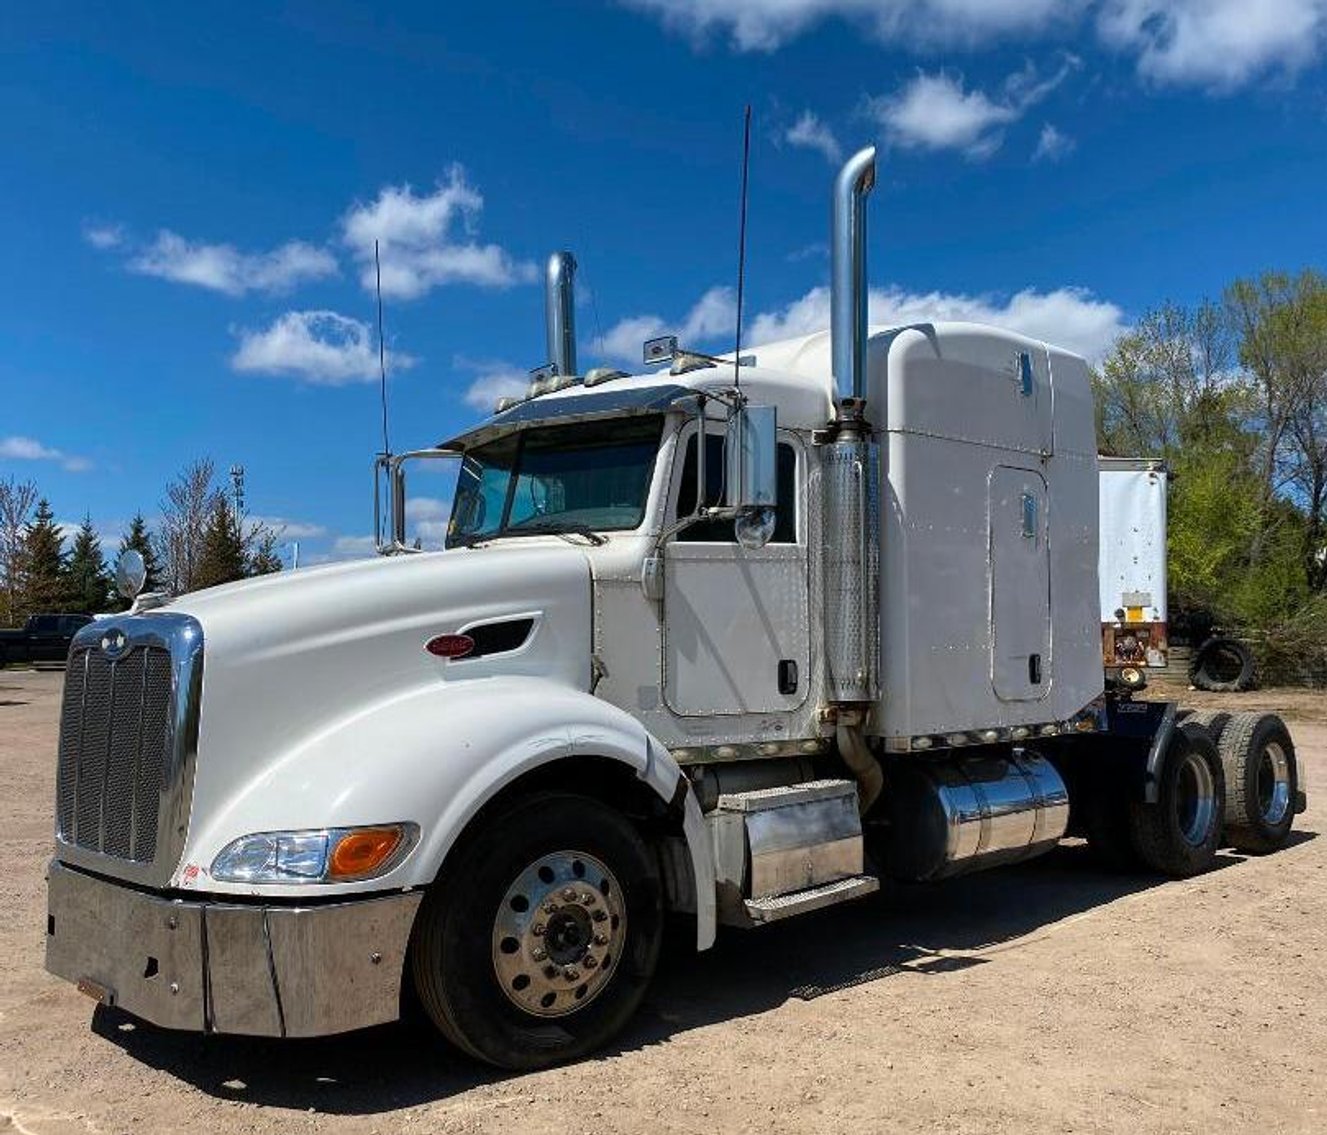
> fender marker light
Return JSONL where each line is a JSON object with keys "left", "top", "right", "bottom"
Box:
{"left": 425, "top": 633, "right": 474, "bottom": 659}
{"left": 328, "top": 827, "right": 405, "bottom": 881}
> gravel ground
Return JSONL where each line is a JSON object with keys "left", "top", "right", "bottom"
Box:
{"left": 1, "top": 668, "right": 1324, "bottom": 1135}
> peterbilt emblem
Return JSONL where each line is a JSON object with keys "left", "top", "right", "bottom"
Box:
{"left": 99, "top": 629, "right": 128, "bottom": 658}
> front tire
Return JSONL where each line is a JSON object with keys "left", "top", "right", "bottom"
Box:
{"left": 410, "top": 791, "right": 662, "bottom": 1070}
{"left": 1128, "top": 722, "right": 1225, "bottom": 877}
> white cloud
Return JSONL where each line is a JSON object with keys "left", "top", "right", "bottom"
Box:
{"left": 248, "top": 516, "right": 328, "bottom": 539}
{"left": 619, "top": 0, "right": 1080, "bottom": 52}
{"left": 82, "top": 222, "right": 124, "bottom": 249}
{"left": 1098, "top": 0, "right": 1327, "bottom": 88}
{"left": 749, "top": 283, "right": 1126, "bottom": 363}
{"left": 461, "top": 362, "right": 531, "bottom": 412}
{"left": 129, "top": 231, "right": 338, "bottom": 296}
{"left": 869, "top": 59, "right": 1076, "bottom": 158}
{"left": 0, "top": 436, "right": 92, "bottom": 472}
{"left": 231, "top": 310, "right": 417, "bottom": 386}
{"left": 1033, "top": 123, "right": 1075, "bottom": 161}
{"left": 340, "top": 167, "right": 536, "bottom": 300}
{"left": 594, "top": 286, "right": 737, "bottom": 364}
{"left": 624, "top": 0, "right": 1325, "bottom": 89}
{"left": 328, "top": 535, "right": 379, "bottom": 560}
{"left": 785, "top": 110, "right": 842, "bottom": 163}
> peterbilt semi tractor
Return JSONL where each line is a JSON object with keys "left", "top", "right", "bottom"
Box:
{"left": 46, "top": 146, "right": 1304, "bottom": 1070}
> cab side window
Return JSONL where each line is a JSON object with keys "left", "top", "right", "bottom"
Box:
{"left": 675, "top": 433, "right": 798, "bottom": 543}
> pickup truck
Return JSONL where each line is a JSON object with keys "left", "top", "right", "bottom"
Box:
{"left": 0, "top": 614, "right": 93, "bottom": 667}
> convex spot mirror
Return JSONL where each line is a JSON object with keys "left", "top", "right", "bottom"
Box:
{"left": 726, "top": 404, "right": 777, "bottom": 547}
{"left": 116, "top": 549, "right": 147, "bottom": 599}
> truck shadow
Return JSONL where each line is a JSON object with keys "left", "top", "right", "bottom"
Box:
{"left": 90, "top": 835, "right": 1314, "bottom": 1114}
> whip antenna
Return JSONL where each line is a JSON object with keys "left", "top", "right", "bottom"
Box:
{"left": 733, "top": 104, "right": 752, "bottom": 391}
{"left": 375, "top": 239, "right": 390, "bottom": 456}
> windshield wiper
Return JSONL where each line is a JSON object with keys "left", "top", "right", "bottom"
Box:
{"left": 502, "top": 520, "right": 608, "bottom": 546}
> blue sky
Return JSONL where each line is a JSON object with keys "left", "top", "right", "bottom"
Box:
{"left": 3, "top": 1, "right": 1326, "bottom": 564}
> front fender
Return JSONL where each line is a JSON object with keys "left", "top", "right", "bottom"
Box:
{"left": 181, "top": 676, "right": 716, "bottom": 949}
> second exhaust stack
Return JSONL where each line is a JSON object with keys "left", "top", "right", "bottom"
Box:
{"left": 546, "top": 251, "right": 578, "bottom": 376}
{"left": 830, "top": 146, "right": 876, "bottom": 409}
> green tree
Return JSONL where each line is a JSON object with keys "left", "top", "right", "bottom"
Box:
{"left": 62, "top": 515, "right": 109, "bottom": 613}
{"left": 18, "top": 498, "right": 66, "bottom": 616}
{"left": 193, "top": 493, "right": 246, "bottom": 590}
{"left": 117, "top": 512, "right": 162, "bottom": 596}
{"left": 247, "top": 528, "right": 284, "bottom": 576}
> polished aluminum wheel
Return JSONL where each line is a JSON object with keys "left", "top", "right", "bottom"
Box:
{"left": 1177, "top": 749, "right": 1217, "bottom": 847}
{"left": 491, "top": 850, "right": 625, "bottom": 1018}
{"left": 1258, "top": 741, "right": 1292, "bottom": 827}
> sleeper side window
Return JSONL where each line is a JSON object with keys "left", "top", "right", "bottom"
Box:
{"left": 674, "top": 433, "right": 797, "bottom": 543}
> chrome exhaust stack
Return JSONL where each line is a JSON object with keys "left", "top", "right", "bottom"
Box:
{"left": 545, "top": 251, "right": 578, "bottom": 376}
{"left": 830, "top": 146, "right": 876, "bottom": 410}
{"left": 823, "top": 147, "right": 883, "bottom": 805}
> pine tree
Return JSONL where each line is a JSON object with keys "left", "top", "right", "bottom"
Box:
{"left": 118, "top": 513, "right": 162, "bottom": 595}
{"left": 194, "top": 494, "right": 246, "bottom": 590}
{"left": 62, "top": 515, "right": 109, "bottom": 613}
{"left": 19, "top": 499, "right": 66, "bottom": 617}
{"left": 247, "top": 528, "right": 284, "bottom": 576}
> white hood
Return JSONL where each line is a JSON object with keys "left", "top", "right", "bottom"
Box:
{"left": 161, "top": 543, "right": 594, "bottom": 869}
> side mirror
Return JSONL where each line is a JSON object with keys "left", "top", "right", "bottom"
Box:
{"left": 726, "top": 404, "right": 778, "bottom": 549}
{"left": 374, "top": 449, "right": 462, "bottom": 553}
{"left": 115, "top": 550, "right": 147, "bottom": 600}
{"left": 725, "top": 405, "right": 777, "bottom": 510}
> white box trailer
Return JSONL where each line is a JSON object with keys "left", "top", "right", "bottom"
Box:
{"left": 44, "top": 146, "right": 1305, "bottom": 1070}
{"left": 1099, "top": 457, "right": 1169, "bottom": 683}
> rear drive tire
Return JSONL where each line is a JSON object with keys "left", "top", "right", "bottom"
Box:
{"left": 1181, "top": 710, "right": 1232, "bottom": 746}
{"left": 410, "top": 791, "right": 662, "bottom": 1070}
{"left": 1128, "top": 722, "right": 1225, "bottom": 877}
{"left": 1190, "top": 637, "right": 1255, "bottom": 693}
{"left": 1217, "top": 712, "right": 1297, "bottom": 855}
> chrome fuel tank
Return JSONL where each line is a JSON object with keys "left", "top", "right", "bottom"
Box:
{"left": 881, "top": 749, "right": 1069, "bottom": 882}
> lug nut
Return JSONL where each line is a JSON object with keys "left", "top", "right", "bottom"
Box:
{"left": 562, "top": 887, "right": 577, "bottom": 901}
{"left": 583, "top": 955, "right": 598, "bottom": 969}
{"left": 543, "top": 902, "right": 557, "bottom": 915}
{"left": 532, "top": 947, "right": 547, "bottom": 961}
{"left": 563, "top": 967, "right": 580, "bottom": 981}
{"left": 594, "top": 932, "right": 608, "bottom": 945}
{"left": 532, "top": 922, "right": 545, "bottom": 936}
{"left": 580, "top": 892, "right": 595, "bottom": 904}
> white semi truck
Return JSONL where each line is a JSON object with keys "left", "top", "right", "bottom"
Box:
{"left": 46, "top": 147, "right": 1304, "bottom": 1069}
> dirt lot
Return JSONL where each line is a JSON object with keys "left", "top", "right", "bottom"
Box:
{"left": 1, "top": 669, "right": 1324, "bottom": 1135}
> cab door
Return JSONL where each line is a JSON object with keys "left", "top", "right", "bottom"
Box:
{"left": 662, "top": 427, "right": 809, "bottom": 717}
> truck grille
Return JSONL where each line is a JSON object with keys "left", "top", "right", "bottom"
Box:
{"left": 56, "top": 644, "right": 178, "bottom": 863}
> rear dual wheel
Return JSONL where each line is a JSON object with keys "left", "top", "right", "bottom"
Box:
{"left": 1128, "top": 721, "right": 1225, "bottom": 877}
{"left": 1200, "top": 712, "right": 1298, "bottom": 854}
{"left": 410, "top": 792, "right": 662, "bottom": 1070}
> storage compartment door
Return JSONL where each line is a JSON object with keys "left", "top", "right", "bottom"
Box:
{"left": 990, "top": 467, "right": 1051, "bottom": 702}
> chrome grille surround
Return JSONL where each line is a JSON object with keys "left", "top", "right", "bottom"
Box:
{"left": 54, "top": 613, "right": 203, "bottom": 889}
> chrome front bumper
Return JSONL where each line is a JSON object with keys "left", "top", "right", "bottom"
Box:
{"left": 45, "top": 860, "right": 422, "bottom": 1037}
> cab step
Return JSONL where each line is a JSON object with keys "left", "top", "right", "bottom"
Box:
{"left": 745, "top": 874, "right": 879, "bottom": 923}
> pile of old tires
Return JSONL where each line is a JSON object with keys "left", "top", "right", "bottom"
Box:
{"left": 1085, "top": 711, "right": 1299, "bottom": 875}
{"left": 1189, "top": 636, "right": 1256, "bottom": 692}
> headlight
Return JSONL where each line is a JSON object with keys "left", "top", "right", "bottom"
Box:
{"left": 211, "top": 823, "right": 418, "bottom": 884}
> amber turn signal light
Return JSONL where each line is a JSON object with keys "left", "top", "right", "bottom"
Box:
{"left": 327, "top": 827, "right": 406, "bottom": 881}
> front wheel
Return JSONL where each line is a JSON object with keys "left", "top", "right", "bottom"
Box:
{"left": 410, "top": 792, "right": 662, "bottom": 1070}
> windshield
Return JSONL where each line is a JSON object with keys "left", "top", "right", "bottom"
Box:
{"left": 447, "top": 416, "right": 664, "bottom": 547}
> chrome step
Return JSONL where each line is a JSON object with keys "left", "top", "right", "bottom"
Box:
{"left": 716, "top": 777, "right": 858, "bottom": 813}
{"left": 744, "top": 874, "right": 879, "bottom": 924}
